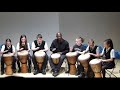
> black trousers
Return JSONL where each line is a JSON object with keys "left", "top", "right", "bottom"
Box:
{"left": 1, "top": 56, "right": 16, "bottom": 73}
{"left": 17, "top": 54, "right": 32, "bottom": 70}
{"left": 102, "top": 62, "right": 115, "bottom": 78}
{"left": 32, "top": 53, "right": 48, "bottom": 71}
{"left": 49, "top": 54, "right": 66, "bottom": 72}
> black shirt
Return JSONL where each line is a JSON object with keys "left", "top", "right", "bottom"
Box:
{"left": 72, "top": 44, "right": 86, "bottom": 52}
{"left": 50, "top": 39, "right": 69, "bottom": 55}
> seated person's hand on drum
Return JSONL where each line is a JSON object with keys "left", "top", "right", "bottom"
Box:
{"left": 19, "top": 48, "right": 24, "bottom": 51}
{"left": 52, "top": 48, "right": 56, "bottom": 52}
{"left": 101, "top": 59, "right": 107, "bottom": 62}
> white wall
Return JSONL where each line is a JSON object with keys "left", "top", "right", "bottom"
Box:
{"left": 0, "top": 12, "right": 120, "bottom": 54}
{"left": 0, "top": 12, "right": 59, "bottom": 55}
{"left": 59, "top": 12, "right": 120, "bottom": 51}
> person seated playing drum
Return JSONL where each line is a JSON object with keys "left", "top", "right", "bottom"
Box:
{"left": 0, "top": 38, "right": 16, "bottom": 75}
{"left": 32, "top": 34, "right": 49, "bottom": 75}
{"left": 16, "top": 34, "right": 32, "bottom": 73}
{"left": 81, "top": 39, "right": 100, "bottom": 78}
{"left": 99, "top": 39, "right": 115, "bottom": 78}
{"left": 49, "top": 32, "right": 69, "bottom": 77}
{"left": 69, "top": 37, "right": 86, "bottom": 76}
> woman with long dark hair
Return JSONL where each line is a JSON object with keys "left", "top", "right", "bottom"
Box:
{"left": 16, "top": 35, "right": 31, "bottom": 73}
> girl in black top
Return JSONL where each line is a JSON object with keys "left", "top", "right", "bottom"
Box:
{"left": 100, "top": 39, "right": 115, "bottom": 78}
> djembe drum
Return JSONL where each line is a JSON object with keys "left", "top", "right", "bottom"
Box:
{"left": 78, "top": 53, "right": 90, "bottom": 76}
{"left": 3, "top": 53, "right": 14, "bottom": 75}
{"left": 89, "top": 59, "right": 102, "bottom": 78}
{"left": 18, "top": 50, "right": 28, "bottom": 73}
{"left": 51, "top": 53, "right": 61, "bottom": 65}
{"left": 34, "top": 51, "right": 45, "bottom": 71}
{"left": 66, "top": 52, "right": 77, "bottom": 75}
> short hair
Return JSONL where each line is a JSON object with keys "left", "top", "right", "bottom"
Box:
{"left": 36, "top": 34, "right": 42, "bottom": 39}
{"left": 88, "top": 39, "right": 94, "bottom": 44}
{"left": 56, "top": 32, "right": 62, "bottom": 37}
{"left": 76, "top": 36, "right": 84, "bottom": 43}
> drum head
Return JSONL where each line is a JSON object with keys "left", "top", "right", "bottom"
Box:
{"left": 89, "top": 59, "right": 102, "bottom": 65}
{"left": 66, "top": 52, "right": 77, "bottom": 57}
{"left": 51, "top": 53, "right": 60, "bottom": 59}
{"left": 34, "top": 51, "right": 45, "bottom": 57}
{"left": 3, "top": 53, "right": 14, "bottom": 57}
{"left": 18, "top": 50, "right": 28, "bottom": 56}
{"left": 78, "top": 53, "right": 90, "bottom": 61}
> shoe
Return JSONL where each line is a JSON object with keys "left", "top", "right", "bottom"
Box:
{"left": 76, "top": 71, "right": 80, "bottom": 76}
{"left": 33, "top": 70, "right": 39, "bottom": 75}
{"left": 65, "top": 70, "right": 69, "bottom": 73}
{"left": 78, "top": 73, "right": 85, "bottom": 78}
{"left": 1, "top": 71, "right": 4, "bottom": 75}
{"left": 84, "top": 75, "right": 88, "bottom": 78}
{"left": 28, "top": 69, "right": 31, "bottom": 73}
{"left": 18, "top": 69, "right": 21, "bottom": 73}
{"left": 42, "top": 69, "right": 46, "bottom": 75}
{"left": 13, "top": 69, "right": 16, "bottom": 73}
{"left": 53, "top": 70, "right": 59, "bottom": 77}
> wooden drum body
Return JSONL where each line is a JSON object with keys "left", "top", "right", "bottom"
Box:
{"left": 35, "top": 51, "right": 45, "bottom": 70}
{"left": 89, "top": 59, "right": 102, "bottom": 78}
{"left": 3, "top": 53, "right": 14, "bottom": 75}
{"left": 78, "top": 53, "right": 90, "bottom": 75}
{"left": 66, "top": 52, "right": 77, "bottom": 75}
{"left": 18, "top": 51, "right": 28, "bottom": 73}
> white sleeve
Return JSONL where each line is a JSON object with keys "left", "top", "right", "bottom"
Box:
{"left": 101, "top": 48, "right": 105, "bottom": 56}
{"left": 1, "top": 45, "right": 5, "bottom": 52}
{"left": 44, "top": 42, "right": 48, "bottom": 51}
{"left": 110, "top": 49, "right": 115, "bottom": 59}
{"left": 32, "top": 42, "right": 36, "bottom": 50}
{"left": 12, "top": 45, "right": 16, "bottom": 53}
{"left": 96, "top": 47, "right": 100, "bottom": 54}
{"left": 16, "top": 43, "right": 20, "bottom": 51}
{"left": 27, "top": 43, "right": 30, "bottom": 50}
{"left": 85, "top": 46, "right": 89, "bottom": 52}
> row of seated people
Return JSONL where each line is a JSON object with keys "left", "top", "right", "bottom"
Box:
{"left": 0, "top": 32, "right": 117, "bottom": 78}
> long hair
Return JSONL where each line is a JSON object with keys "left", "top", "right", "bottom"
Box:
{"left": 19, "top": 34, "right": 28, "bottom": 50}
{"left": 104, "top": 39, "right": 114, "bottom": 49}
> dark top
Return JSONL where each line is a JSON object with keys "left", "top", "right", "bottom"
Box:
{"left": 89, "top": 45, "right": 98, "bottom": 60}
{"left": 33, "top": 40, "right": 45, "bottom": 54}
{"left": 72, "top": 44, "right": 86, "bottom": 52}
{"left": 50, "top": 39, "right": 69, "bottom": 55}
{"left": 4, "top": 45, "right": 13, "bottom": 54}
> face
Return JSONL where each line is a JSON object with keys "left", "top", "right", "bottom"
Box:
{"left": 88, "top": 40, "right": 94, "bottom": 47}
{"left": 21, "top": 37, "right": 26, "bottom": 43}
{"left": 37, "top": 37, "right": 42, "bottom": 43}
{"left": 56, "top": 33, "right": 62, "bottom": 41}
{"left": 6, "top": 40, "right": 11, "bottom": 46}
{"left": 104, "top": 41, "right": 109, "bottom": 49}
{"left": 75, "top": 38, "right": 82, "bottom": 46}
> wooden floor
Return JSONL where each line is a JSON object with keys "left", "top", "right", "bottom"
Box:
{"left": 0, "top": 60, "right": 120, "bottom": 78}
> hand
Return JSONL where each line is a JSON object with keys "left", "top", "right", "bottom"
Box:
{"left": 102, "top": 59, "right": 107, "bottom": 62}
{"left": 59, "top": 52, "right": 62, "bottom": 55}
{"left": 5, "top": 50, "right": 8, "bottom": 52}
{"left": 52, "top": 48, "right": 56, "bottom": 52}
{"left": 39, "top": 50, "right": 44, "bottom": 52}
{"left": 70, "top": 47, "right": 73, "bottom": 52}
{"left": 75, "top": 51, "right": 80, "bottom": 54}
{"left": 20, "top": 48, "right": 24, "bottom": 51}
{"left": 82, "top": 51, "right": 86, "bottom": 54}
{"left": 89, "top": 53, "right": 94, "bottom": 56}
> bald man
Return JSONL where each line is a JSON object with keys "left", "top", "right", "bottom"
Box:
{"left": 49, "top": 32, "right": 69, "bottom": 77}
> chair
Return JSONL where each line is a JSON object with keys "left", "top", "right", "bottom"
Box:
{"left": 105, "top": 51, "right": 120, "bottom": 78}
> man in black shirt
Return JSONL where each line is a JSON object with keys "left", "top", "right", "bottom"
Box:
{"left": 49, "top": 32, "right": 69, "bottom": 77}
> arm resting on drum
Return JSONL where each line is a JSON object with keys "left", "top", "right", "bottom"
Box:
{"left": 61, "top": 43, "right": 69, "bottom": 55}
{"left": 102, "top": 58, "right": 114, "bottom": 62}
